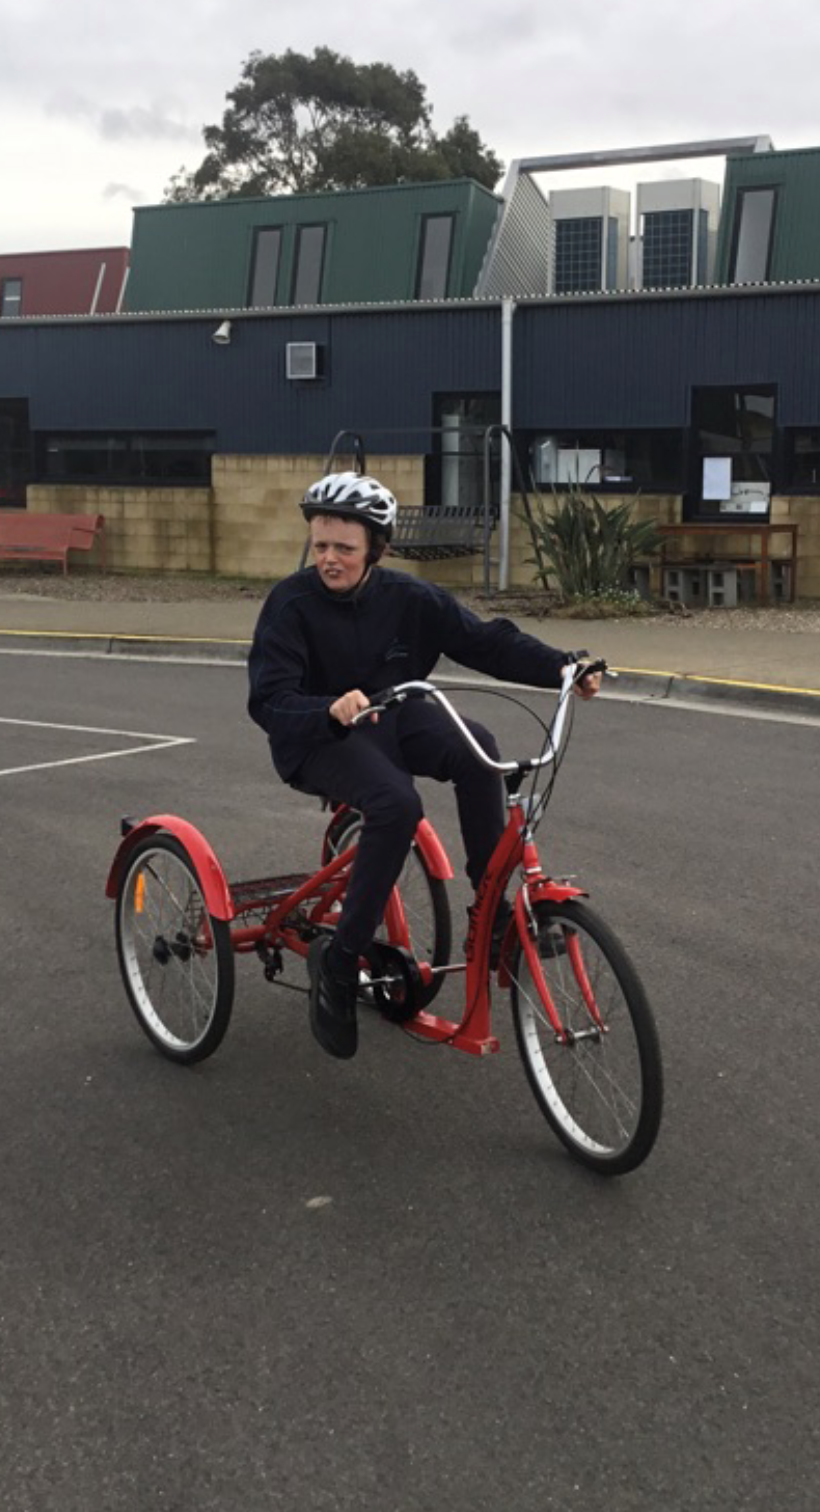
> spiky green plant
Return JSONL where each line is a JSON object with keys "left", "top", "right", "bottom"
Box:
{"left": 525, "top": 484, "right": 663, "bottom": 598}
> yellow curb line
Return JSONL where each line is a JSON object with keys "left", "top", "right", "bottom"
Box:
{"left": 0, "top": 628, "right": 250, "bottom": 646}
{"left": 613, "top": 664, "right": 820, "bottom": 699}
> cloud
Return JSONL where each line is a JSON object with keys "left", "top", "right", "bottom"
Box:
{"left": 99, "top": 106, "right": 200, "bottom": 144}
{"left": 47, "top": 90, "right": 200, "bottom": 144}
{"left": 103, "top": 182, "right": 145, "bottom": 202}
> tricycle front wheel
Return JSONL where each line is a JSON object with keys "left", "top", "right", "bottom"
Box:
{"left": 115, "top": 834, "right": 235, "bottom": 1063}
{"left": 509, "top": 900, "right": 663, "bottom": 1175}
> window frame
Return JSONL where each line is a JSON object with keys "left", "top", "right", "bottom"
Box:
{"left": 728, "top": 186, "right": 779, "bottom": 285}
{"left": 415, "top": 214, "right": 455, "bottom": 301}
{"left": 1, "top": 278, "right": 22, "bottom": 318}
{"left": 37, "top": 431, "right": 216, "bottom": 487}
{"left": 685, "top": 384, "right": 777, "bottom": 521}
{"left": 248, "top": 227, "right": 283, "bottom": 309}
{"left": 290, "top": 224, "right": 327, "bottom": 307}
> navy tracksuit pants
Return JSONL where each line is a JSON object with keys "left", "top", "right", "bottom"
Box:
{"left": 290, "top": 699, "right": 504, "bottom": 960}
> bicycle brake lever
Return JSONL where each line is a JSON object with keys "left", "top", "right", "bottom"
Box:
{"left": 350, "top": 688, "right": 408, "bottom": 726}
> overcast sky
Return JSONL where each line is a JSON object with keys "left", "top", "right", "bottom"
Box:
{"left": 1, "top": 0, "right": 818, "bottom": 254}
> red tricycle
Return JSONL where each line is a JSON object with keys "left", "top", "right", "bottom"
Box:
{"left": 106, "top": 660, "right": 663, "bottom": 1175}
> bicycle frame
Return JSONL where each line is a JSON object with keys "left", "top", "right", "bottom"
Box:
{"left": 341, "top": 666, "right": 598, "bottom": 1055}
{"left": 405, "top": 788, "right": 585, "bottom": 1056}
{"left": 107, "top": 665, "right": 600, "bottom": 1058}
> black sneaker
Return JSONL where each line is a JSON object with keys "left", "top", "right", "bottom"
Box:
{"left": 307, "top": 937, "right": 358, "bottom": 1059}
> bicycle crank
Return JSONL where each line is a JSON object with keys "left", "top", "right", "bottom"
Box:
{"left": 362, "top": 943, "right": 423, "bottom": 1023}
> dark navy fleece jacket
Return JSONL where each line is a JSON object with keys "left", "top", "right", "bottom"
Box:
{"left": 247, "top": 565, "right": 569, "bottom": 781}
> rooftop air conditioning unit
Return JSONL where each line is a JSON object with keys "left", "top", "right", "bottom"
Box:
{"left": 286, "top": 341, "right": 323, "bottom": 380}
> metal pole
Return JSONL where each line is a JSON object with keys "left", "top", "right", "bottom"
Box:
{"left": 499, "top": 297, "right": 515, "bottom": 590}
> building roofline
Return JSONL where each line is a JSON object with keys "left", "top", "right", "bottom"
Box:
{"left": 135, "top": 177, "right": 502, "bottom": 216}
{"left": 0, "top": 246, "right": 129, "bottom": 260}
{"left": 3, "top": 277, "right": 820, "bottom": 330}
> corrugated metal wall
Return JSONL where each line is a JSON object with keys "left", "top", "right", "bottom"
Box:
{"left": 513, "top": 288, "right": 820, "bottom": 428}
{"left": 0, "top": 305, "right": 500, "bottom": 453}
{"left": 125, "top": 181, "right": 500, "bottom": 313}
{"left": 475, "top": 173, "right": 552, "bottom": 297}
{"left": 3, "top": 287, "right": 820, "bottom": 454}
{"left": 716, "top": 148, "right": 820, "bottom": 284}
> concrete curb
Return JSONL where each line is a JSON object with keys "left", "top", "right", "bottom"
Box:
{"left": 609, "top": 668, "right": 820, "bottom": 717}
{"left": 0, "top": 631, "right": 249, "bottom": 662}
{"left": 2, "top": 631, "right": 820, "bottom": 718}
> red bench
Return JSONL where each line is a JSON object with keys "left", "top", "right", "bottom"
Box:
{"left": 0, "top": 512, "right": 106, "bottom": 574}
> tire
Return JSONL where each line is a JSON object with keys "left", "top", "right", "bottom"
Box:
{"left": 323, "top": 809, "right": 451, "bottom": 1008}
{"left": 509, "top": 900, "right": 663, "bottom": 1175}
{"left": 115, "top": 834, "right": 235, "bottom": 1063}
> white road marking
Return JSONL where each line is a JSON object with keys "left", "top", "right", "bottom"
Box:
{"left": 0, "top": 716, "right": 195, "bottom": 778}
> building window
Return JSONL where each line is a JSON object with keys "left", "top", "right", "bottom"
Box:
{"left": 1, "top": 278, "right": 22, "bottom": 318}
{"left": 40, "top": 433, "right": 215, "bottom": 485}
{"left": 642, "top": 210, "right": 693, "bottom": 289}
{"left": 291, "top": 225, "right": 326, "bottom": 306}
{"left": 689, "top": 386, "right": 775, "bottom": 518}
{"left": 554, "top": 218, "right": 603, "bottom": 294}
{"left": 431, "top": 392, "right": 501, "bottom": 507}
{"left": 0, "top": 399, "right": 31, "bottom": 505}
{"left": 729, "top": 188, "right": 777, "bottom": 283}
{"left": 248, "top": 228, "right": 282, "bottom": 308}
{"left": 416, "top": 215, "right": 454, "bottom": 300}
{"left": 528, "top": 429, "right": 683, "bottom": 492}
{"left": 783, "top": 428, "right": 820, "bottom": 490}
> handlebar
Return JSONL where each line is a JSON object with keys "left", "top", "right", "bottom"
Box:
{"left": 350, "top": 657, "right": 610, "bottom": 775}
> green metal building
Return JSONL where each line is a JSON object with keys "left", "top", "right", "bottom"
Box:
{"left": 124, "top": 179, "right": 502, "bottom": 313}
{"left": 715, "top": 146, "right": 820, "bottom": 285}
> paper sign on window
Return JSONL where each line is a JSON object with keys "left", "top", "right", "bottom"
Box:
{"left": 702, "top": 457, "right": 732, "bottom": 500}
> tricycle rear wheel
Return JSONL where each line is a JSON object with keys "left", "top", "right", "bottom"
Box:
{"left": 115, "top": 834, "right": 234, "bottom": 1063}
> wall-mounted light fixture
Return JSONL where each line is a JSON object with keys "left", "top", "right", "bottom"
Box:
{"left": 212, "top": 320, "right": 232, "bottom": 345}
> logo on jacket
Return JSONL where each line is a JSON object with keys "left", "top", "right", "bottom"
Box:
{"left": 384, "top": 639, "right": 409, "bottom": 662}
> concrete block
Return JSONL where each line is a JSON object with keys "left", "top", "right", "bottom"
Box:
{"left": 707, "top": 567, "right": 738, "bottom": 608}
{"left": 664, "top": 566, "right": 706, "bottom": 606}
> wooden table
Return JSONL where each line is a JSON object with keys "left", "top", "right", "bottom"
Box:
{"left": 656, "top": 522, "right": 798, "bottom": 605}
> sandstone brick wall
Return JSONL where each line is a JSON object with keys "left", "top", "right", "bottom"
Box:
{"left": 25, "top": 467, "right": 820, "bottom": 599}
{"left": 770, "top": 496, "right": 820, "bottom": 597}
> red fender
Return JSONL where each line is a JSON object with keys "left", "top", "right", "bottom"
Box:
{"left": 412, "top": 817, "right": 454, "bottom": 881}
{"left": 105, "top": 814, "right": 234, "bottom": 920}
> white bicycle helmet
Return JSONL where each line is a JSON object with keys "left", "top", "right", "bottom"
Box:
{"left": 301, "top": 471, "right": 398, "bottom": 537}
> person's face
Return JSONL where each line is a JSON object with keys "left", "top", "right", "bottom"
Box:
{"left": 310, "top": 515, "right": 370, "bottom": 592}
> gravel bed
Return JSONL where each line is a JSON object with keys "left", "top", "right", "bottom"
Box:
{"left": 1, "top": 568, "right": 819, "bottom": 633}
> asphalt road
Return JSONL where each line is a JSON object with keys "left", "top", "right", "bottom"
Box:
{"left": 1, "top": 652, "right": 818, "bottom": 1512}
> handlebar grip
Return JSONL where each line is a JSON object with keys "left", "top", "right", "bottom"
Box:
{"left": 572, "top": 657, "right": 608, "bottom": 684}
